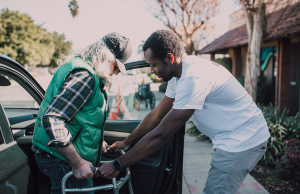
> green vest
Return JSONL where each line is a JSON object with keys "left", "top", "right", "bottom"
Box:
{"left": 32, "top": 57, "right": 107, "bottom": 166}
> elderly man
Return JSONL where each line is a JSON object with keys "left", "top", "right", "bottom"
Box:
{"left": 31, "top": 32, "right": 132, "bottom": 194}
{"left": 97, "top": 30, "right": 270, "bottom": 194}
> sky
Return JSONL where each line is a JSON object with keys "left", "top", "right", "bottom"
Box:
{"left": 0, "top": 0, "right": 241, "bottom": 62}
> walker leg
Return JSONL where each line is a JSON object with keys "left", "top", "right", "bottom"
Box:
{"left": 112, "top": 177, "right": 119, "bottom": 194}
{"left": 128, "top": 176, "right": 134, "bottom": 194}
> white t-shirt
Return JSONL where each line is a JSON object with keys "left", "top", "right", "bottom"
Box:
{"left": 165, "top": 56, "right": 270, "bottom": 152}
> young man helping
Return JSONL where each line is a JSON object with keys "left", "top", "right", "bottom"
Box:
{"left": 96, "top": 30, "right": 270, "bottom": 194}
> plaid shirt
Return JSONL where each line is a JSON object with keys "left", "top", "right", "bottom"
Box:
{"left": 32, "top": 69, "right": 94, "bottom": 153}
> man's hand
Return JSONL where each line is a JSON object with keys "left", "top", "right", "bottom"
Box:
{"left": 57, "top": 144, "right": 94, "bottom": 180}
{"left": 95, "top": 162, "right": 120, "bottom": 179}
{"left": 72, "top": 159, "right": 94, "bottom": 180}
{"left": 107, "top": 140, "right": 130, "bottom": 152}
{"left": 102, "top": 141, "right": 108, "bottom": 153}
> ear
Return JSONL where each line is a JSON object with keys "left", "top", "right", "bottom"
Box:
{"left": 166, "top": 53, "right": 175, "bottom": 64}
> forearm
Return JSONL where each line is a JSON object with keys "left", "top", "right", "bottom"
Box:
{"left": 42, "top": 115, "right": 72, "bottom": 147}
{"left": 124, "top": 110, "right": 161, "bottom": 145}
{"left": 57, "top": 143, "right": 83, "bottom": 168}
{"left": 119, "top": 109, "right": 194, "bottom": 168}
{"left": 119, "top": 121, "right": 169, "bottom": 168}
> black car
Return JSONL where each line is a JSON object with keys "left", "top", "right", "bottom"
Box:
{"left": 0, "top": 53, "right": 185, "bottom": 194}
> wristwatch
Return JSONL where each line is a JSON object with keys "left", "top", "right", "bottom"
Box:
{"left": 113, "top": 158, "right": 124, "bottom": 171}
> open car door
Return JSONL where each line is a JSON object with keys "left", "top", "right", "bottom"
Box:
{"left": 100, "top": 60, "right": 185, "bottom": 194}
{"left": 0, "top": 54, "right": 184, "bottom": 194}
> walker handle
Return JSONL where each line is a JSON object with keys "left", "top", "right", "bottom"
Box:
{"left": 91, "top": 167, "right": 97, "bottom": 173}
{"left": 61, "top": 149, "right": 133, "bottom": 194}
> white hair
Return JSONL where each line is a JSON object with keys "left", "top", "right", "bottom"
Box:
{"left": 58, "top": 39, "right": 115, "bottom": 89}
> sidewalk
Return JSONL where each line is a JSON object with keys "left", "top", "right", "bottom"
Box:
{"left": 182, "top": 134, "right": 269, "bottom": 194}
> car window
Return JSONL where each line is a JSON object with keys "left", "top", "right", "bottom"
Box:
{"left": 107, "top": 67, "right": 164, "bottom": 121}
{"left": 0, "top": 74, "right": 39, "bottom": 108}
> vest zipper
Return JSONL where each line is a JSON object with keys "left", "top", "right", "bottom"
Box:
{"left": 95, "top": 87, "right": 108, "bottom": 166}
{"left": 72, "top": 127, "right": 83, "bottom": 143}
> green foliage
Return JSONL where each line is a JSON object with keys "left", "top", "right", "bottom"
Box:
{"left": 213, "top": 57, "right": 232, "bottom": 72}
{"left": 284, "top": 113, "right": 300, "bottom": 140}
{"left": 276, "top": 138, "right": 300, "bottom": 180}
{"left": 0, "top": 9, "right": 72, "bottom": 67}
{"left": 258, "top": 103, "right": 300, "bottom": 166}
{"left": 159, "top": 82, "right": 168, "bottom": 93}
{"left": 148, "top": 73, "right": 156, "bottom": 81}
{"left": 148, "top": 73, "right": 162, "bottom": 83}
{"left": 48, "top": 32, "right": 72, "bottom": 67}
{"left": 185, "top": 120, "right": 210, "bottom": 142}
{"left": 259, "top": 103, "right": 288, "bottom": 165}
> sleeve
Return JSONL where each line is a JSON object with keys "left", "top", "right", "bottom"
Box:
{"left": 172, "top": 76, "right": 212, "bottom": 110}
{"left": 41, "top": 69, "right": 94, "bottom": 147}
{"left": 165, "top": 79, "right": 176, "bottom": 99}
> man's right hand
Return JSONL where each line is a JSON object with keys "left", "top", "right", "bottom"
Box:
{"left": 107, "top": 141, "right": 130, "bottom": 152}
{"left": 72, "top": 159, "right": 94, "bottom": 180}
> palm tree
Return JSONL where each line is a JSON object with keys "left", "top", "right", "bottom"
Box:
{"left": 68, "top": 0, "right": 79, "bottom": 42}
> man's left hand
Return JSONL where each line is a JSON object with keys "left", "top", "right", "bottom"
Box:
{"left": 94, "top": 162, "right": 120, "bottom": 179}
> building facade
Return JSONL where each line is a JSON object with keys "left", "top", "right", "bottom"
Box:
{"left": 198, "top": 3, "right": 300, "bottom": 114}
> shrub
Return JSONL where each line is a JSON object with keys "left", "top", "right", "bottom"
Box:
{"left": 159, "top": 82, "right": 168, "bottom": 93}
{"left": 258, "top": 103, "right": 288, "bottom": 165}
{"left": 258, "top": 103, "right": 300, "bottom": 165}
{"left": 276, "top": 138, "right": 300, "bottom": 180}
{"left": 185, "top": 120, "right": 211, "bottom": 142}
{"left": 284, "top": 113, "right": 300, "bottom": 140}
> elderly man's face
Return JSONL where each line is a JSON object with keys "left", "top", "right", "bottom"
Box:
{"left": 109, "top": 61, "right": 120, "bottom": 76}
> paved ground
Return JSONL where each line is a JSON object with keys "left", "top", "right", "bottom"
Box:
{"left": 182, "top": 134, "right": 269, "bottom": 194}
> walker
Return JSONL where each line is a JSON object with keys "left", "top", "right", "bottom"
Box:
{"left": 61, "top": 150, "right": 133, "bottom": 194}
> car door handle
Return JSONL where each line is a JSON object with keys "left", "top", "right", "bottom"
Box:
{"left": 32, "top": 114, "right": 37, "bottom": 118}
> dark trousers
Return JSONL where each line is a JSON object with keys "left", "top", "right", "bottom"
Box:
{"left": 34, "top": 152, "right": 94, "bottom": 194}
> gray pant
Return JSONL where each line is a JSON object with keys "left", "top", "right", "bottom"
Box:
{"left": 203, "top": 140, "right": 268, "bottom": 194}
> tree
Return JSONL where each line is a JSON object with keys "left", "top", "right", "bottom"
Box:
{"left": 149, "top": 0, "right": 219, "bottom": 55}
{"left": 0, "top": 9, "right": 72, "bottom": 67}
{"left": 69, "top": 0, "right": 79, "bottom": 41}
{"left": 240, "top": 0, "right": 297, "bottom": 101}
{"left": 48, "top": 32, "right": 72, "bottom": 67}
{"left": 0, "top": 8, "right": 55, "bottom": 66}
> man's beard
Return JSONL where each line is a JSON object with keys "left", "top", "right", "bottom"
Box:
{"left": 93, "top": 62, "right": 112, "bottom": 90}
{"left": 161, "top": 71, "right": 174, "bottom": 82}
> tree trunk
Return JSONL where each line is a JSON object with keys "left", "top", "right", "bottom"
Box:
{"left": 184, "top": 35, "right": 194, "bottom": 55}
{"left": 243, "top": 0, "right": 264, "bottom": 102}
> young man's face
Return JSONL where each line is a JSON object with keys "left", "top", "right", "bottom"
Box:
{"left": 144, "top": 48, "right": 174, "bottom": 82}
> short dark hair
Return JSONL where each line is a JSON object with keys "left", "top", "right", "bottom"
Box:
{"left": 143, "top": 30, "right": 183, "bottom": 61}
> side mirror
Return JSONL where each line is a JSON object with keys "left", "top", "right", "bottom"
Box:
{"left": 0, "top": 76, "right": 11, "bottom": 86}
